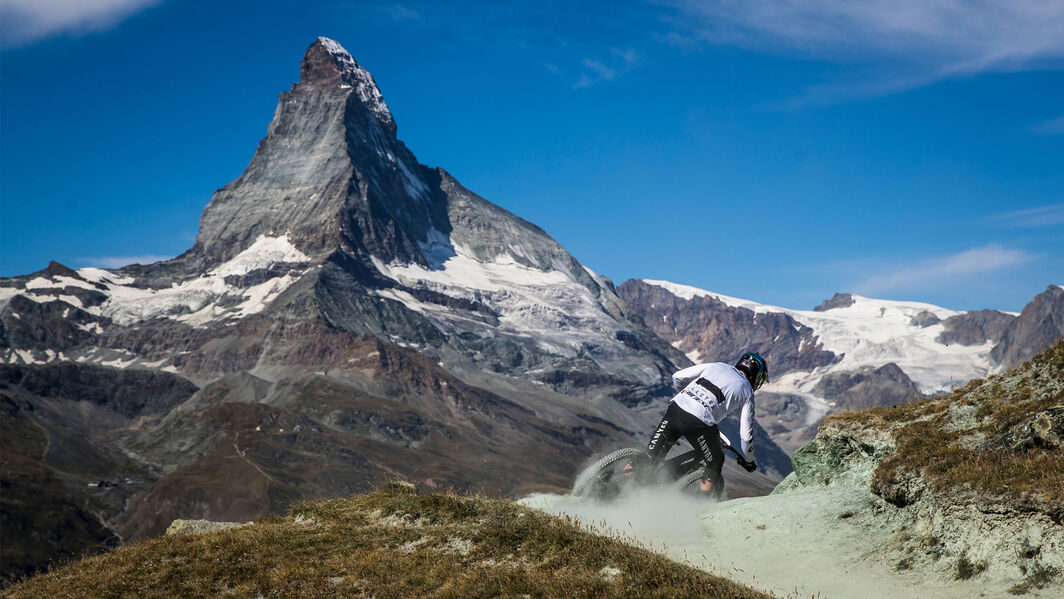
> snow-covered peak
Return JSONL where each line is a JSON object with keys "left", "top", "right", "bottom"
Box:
{"left": 642, "top": 279, "right": 782, "bottom": 313}
{"left": 313, "top": 36, "right": 394, "bottom": 130}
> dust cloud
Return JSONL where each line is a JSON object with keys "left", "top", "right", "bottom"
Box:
{"left": 520, "top": 485, "right": 1024, "bottom": 599}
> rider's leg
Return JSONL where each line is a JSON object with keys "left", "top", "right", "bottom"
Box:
{"left": 629, "top": 402, "right": 684, "bottom": 480}
{"left": 686, "top": 424, "right": 725, "bottom": 500}
{"left": 645, "top": 402, "right": 685, "bottom": 462}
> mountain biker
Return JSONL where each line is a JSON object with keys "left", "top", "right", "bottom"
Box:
{"left": 632, "top": 352, "right": 767, "bottom": 500}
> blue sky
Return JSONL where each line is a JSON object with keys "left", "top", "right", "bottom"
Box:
{"left": 2, "top": 0, "right": 1062, "bottom": 312}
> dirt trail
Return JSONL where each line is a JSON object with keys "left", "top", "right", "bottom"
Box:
{"left": 520, "top": 486, "right": 1049, "bottom": 599}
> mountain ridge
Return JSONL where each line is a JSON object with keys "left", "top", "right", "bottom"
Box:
{"left": 618, "top": 279, "right": 1063, "bottom": 451}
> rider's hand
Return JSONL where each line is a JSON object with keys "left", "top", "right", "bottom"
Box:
{"left": 737, "top": 457, "right": 757, "bottom": 472}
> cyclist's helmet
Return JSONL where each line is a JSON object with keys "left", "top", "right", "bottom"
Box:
{"left": 736, "top": 352, "right": 768, "bottom": 390}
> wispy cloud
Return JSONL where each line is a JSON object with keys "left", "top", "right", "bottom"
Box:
{"left": 853, "top": 244, "right": 1038, "bottom": 296}
{"left": 382, "top": 3, "right": 419, "bottom": 21}
{"left": 989, "top": 202, "right": 1064, "bottom": 227}
{"left": 1, "top": 0, "right": 161, "bottom": 47}
{"left": 574, "top": 47, "right": 642, "bottom": 89}
{"left": 79, "top": 254, "right": 171, "bottom": 269}
{"left": 575, "top": 58, "right": 617, "bottom": 88}
{"left": 1031, "top": 114, "right": 1064, "bottom": 135}
{"left": 663, "top": 0, "right": 1064, "bottom": 104}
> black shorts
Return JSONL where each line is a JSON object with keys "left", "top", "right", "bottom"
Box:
{"left": 646, "top": 401, "right": 725, "bottom": 494}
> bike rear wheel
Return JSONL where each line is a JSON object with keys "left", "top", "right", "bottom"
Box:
{"left": 673, "top": 470, "right": 704, "bottom": 494}
{"left": 571, "top": 447, "right": 645, "bottom": 498}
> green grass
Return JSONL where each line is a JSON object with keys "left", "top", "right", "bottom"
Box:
{"left": 3, "top": 482, "right": 773, "bottom": 599}
{"left": 831, "top": 340, "right": 1064, "bottom": 511}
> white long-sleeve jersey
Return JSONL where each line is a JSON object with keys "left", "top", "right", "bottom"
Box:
{"left": 670, "top": 362, "right": 756, "bottom": 460}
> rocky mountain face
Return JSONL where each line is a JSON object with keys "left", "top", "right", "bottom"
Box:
{"left": 617, "top": 279, "right": 838, "bottom": 374}
{"left": 2, "top": 37, "right": 687, "bottom": 398}
{"left": 992, "top": 285, "right": 1064, "bottom": 367}
{"left": 811, "top": 363, "right": 922, "bottom": 411}
{"left": 0, "top": 38, "right": 790, "bottom": 583}
{"left": 936, "top": 309, "right": 1014, "bottom": 346}
{"left": 618, "top": 279, "right": 1063, "bottom": 451}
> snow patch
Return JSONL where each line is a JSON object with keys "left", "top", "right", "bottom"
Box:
{"left": 0, "top": 286, "right": 23, "bottom": 309}
{"left": 76, "top": 321, "right": 104, "bottom": 335}
{"left": 24, "top": 277, "right": 55, "bottom": 290}
{"left": 79, "top": 234, "right": 311, "bottom": 328}
{"left": 643, "top": 279, "right": 776, "bottom": 313}
{"left": 99, "top": 351, "right": 139, "bottom": 368}
{"left": 397, "top": 157, "right": 428, "bottom": 199}
{"left": 213, "top": 234, "right": 311, "bottom": 277}
{"left": 4, "top": 349, "right": 67, "bottom": 366}
{"left": 78, "top": 268, "right": 134, "bottom": 286}
{"left": 373, "top": 249, "right": 572, "bottom": 294}
{"left": 370, "top": 247, "right": 639, "bottom": 364}
{"left": 12, "top": 292, "right": 88, "bottom": 310}
{"left": 417, "top": 227, "right": 456, "bottom": 268}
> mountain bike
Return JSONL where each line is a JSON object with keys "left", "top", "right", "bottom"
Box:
{"left": 571, "top": 432, "right": 747, "bottom": 500}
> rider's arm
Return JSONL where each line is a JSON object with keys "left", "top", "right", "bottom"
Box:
{"left": 671, "top": 364, "right": 706, "bottom": 391}
{"left": 739, "top": 397, "right": 756, "bottom": 462}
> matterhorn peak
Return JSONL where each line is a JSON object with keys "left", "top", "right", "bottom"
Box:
{"left": 300, "top": 36, "right": 395, "bottom": 133}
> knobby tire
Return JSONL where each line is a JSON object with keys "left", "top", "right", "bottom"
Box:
{"left": 571, "top": 447, "right": 644, "bottom": 497}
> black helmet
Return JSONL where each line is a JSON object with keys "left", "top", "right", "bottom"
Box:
{"left": 736, "top": 352, "right": 767, "bottom": 390}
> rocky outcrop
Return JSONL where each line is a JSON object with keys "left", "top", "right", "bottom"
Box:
{"left": 773, "top": 341, "right": 1064, "bottom": 595}
{"left": 812, "top": 292, "right": 855, "bottom": 312}
{"left": 774, "top": 417, "right": 894, "bottom": 490}
{"left": 985, "top": 403, "right": 1064, "bottom": 453}
{"left": 812, "top": 363, "right": 923, "bottom": 410}
{"left": 937, "top": 309, "right": 1015, "bottom": 346}
{"left": 755, "top": 391, "right": 826, "bottom": 452}
{"left": 0, "top": 295, "right": 103, "bottom": 352}
{"left": 165, "top": 519, "right": 250, "bottom": 536}
{"left": 909, "top": 309, "right": 941, "bottom": 327}
{"left": 774, "top": 417, "right": 1064, "bottom": 596}
{"left": 991, "top": 285, "right": 1064, "bottom": 367}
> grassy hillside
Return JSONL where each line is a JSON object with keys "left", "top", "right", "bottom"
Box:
{"left": 3, "top": 482, "right": 772, "bottom": 599}
{"left": 834, "top": 338, "right": 1064, "bottom": 513}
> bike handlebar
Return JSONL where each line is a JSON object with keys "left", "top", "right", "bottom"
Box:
{"left": 720, "top": 438, "right": 756, "bottom": 471}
